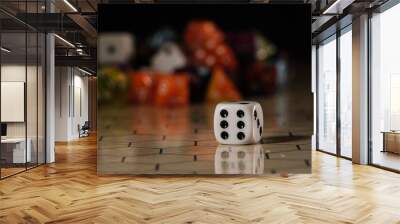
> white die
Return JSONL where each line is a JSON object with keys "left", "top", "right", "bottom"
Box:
{"left": 213, "top": 101, "right": 263, "bottom": 145}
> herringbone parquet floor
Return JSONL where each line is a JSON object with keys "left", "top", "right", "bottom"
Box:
{"left": 0, "top": 135, "right": 400, "bottom": 223}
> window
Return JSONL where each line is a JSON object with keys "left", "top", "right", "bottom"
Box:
{"left": 0, "top": 2, "right": 46, "bottom": 179}
{"left": 316, "top": 25, "right": 353, "bottom": 159}
{"left": 339, "top": 28, "right": 352, "bottom": 158}
{"left": 370, "top": 3, "right": 400, "bottom": 171}
{"left": 317, "top": 35, "right": 337, "bottom": 154}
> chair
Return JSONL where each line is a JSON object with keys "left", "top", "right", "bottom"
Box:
{"left": 79, "top": 121, "right": 90, "bottom": 138}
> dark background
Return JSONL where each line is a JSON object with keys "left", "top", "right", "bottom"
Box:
{"left": 98, "top": 3, "right": 311, "bottom": 101}
{"left": 98, "top": 4, "right": 311, "bottom": 70}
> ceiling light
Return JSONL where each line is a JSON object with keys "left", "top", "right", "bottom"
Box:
{"left": 63, "top": 0, "right": 78, "bottom": 12}
{"left": 323, "top": 0, "right": 342, "bottom": 14}
{"left": 1, "top": 47, "right": 11, "bottom": 53}
{"left": 76, "top": 48, "right": 86, "bottom": 55}
{"left": 54, "top": 34, "right": 75, "bottom": 48}
{"left": 78, "top": 67, "right": 93, "bottom": 76}
{"left": 322, "top": 0, "right": 354, "bottom": 15}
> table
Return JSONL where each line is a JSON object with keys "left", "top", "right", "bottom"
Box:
{"left": 1, "top": 138, "right": 31, "bottom": 163}
{"left": 382, "top": 131, "right": 400, "bottom": 154}
{"left": 97, "top": 96, "right": 313, "bottom": 175}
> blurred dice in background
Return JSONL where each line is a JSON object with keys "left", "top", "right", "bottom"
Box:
{"left": 128, "top": 71, "right": 190, "bottom": 107}
{"left": 129, "top": 71, "right": 154, "bottom": 104}
{"left": 98, "top": 33, "right": 135, "bottom": 65}
{"left": 98, "top": 67, "right": 129, "bottom": 103}
{"left": 98, "top": 19, "right": 287, "bottom": 107}
{"left": 184, "top": 21, "right": 237, "bottom": 71}
{"left": 150, "top": 42, "right": 187, "bottom": 73}
{"left": 206, "top": 67, "right": 241, "bottom": 103}
{"left": 153, "top": 73, "right": 190, "bottom": 107}
{"left": 245, "top": 62, "right": 277, "bottom": 95}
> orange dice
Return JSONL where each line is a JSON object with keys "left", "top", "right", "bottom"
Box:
{"left": 206, "top": 67, "right": 241, "bottom": 103}
{"left": 153, "top": 73, "right": 190, "bottom": 107}
{"left": 129, "top": 72, "right": 190, "bottom": 106}
{"left": 184, "top": 21, "right": 237, "bottom": 71}
{"left": 129, "top": 71, "right": 154, "bottom": 104}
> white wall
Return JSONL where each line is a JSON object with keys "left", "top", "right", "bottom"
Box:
{"left": 1, "top": 65, "right": 39, "bottom": 138}
{"left": 72, "top": 70, "right": 89, "bottom": 137}
{"left": 55, "top": 67, "right": 70, "bottom": 141}
{"left": 55, "top": 67, "right": 89, "bottom": 141}
{"left": 1, "top": 65, "right": 26, "bottom": 137}
{"left": 1, "top": 64, "right": 46, "bottom": 164}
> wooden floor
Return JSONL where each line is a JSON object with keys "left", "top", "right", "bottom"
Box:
{"left": 372, "top": 151, "right": 400, "bottom": 171}
{"left": 0, "top": 135, "right": 399, "bottom": 223}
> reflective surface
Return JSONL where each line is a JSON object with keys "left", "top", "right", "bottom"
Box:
{"left": 0, "top": 2, "right": 47, "bottom": 179}
{"left": 340, "top": 29, "right": 352, "bottom": 158}
{"left": 98, "top": 88, "right": 312, "bottom": 175}
{"left": 370, "top": 3, "right": 400, "bottom": 171}
{"left": 317, "top": 36, "right": 337, "bottom": 154}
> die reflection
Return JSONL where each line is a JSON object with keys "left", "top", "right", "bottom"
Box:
{"left": 214, "top": 144, "right": 264, "bottom": 174}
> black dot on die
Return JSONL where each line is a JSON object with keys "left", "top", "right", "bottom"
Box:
{"left": 237, "top": 110, "right": 245, "bottom": 118}
{"left": 254, "top": 110, "right": 257, "bottom": 119}
{"left": 237, "top": 132, "right": 245, "bottom": 140}
{"left": 220, "top": 120, "right": 228, "bottom": 129}
{"left": 259, "top": 127, "right": 263, "bottom": 136}
{"left": 257, "top": 119, "right": 260, "bottom": 128}
{"left": 220, "top": 109, "right": 228, "bottom": 118}
{"left": 221, "top": 131, "right": 229, "bottom": 140}
{"left": 237, "top": 121, "right": 245, "bottom": 129}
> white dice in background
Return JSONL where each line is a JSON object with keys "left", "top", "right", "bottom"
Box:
{"left": 214, "top": 144, "right": 265, "bottom": 174}
{"left": 98, "top": 33, "right": 135, "bottom": 64}
{"left": 151, "top": 42, "right": 187, "bottom": 73}
{"left": 214, "top": 101, "right": 263, "bottom": 145}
